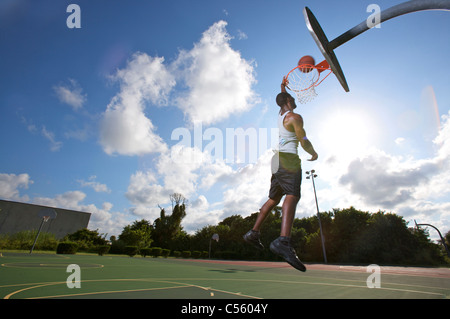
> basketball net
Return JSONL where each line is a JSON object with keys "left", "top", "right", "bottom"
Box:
{"left": 285, "top": 60, "right": 332, "bottom": 104}
{"left": 43, "top": 216, "right": 50, "bottom": 222}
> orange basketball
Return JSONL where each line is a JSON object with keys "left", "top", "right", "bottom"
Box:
{"left": 298, "top": 55, "right": 315, "bottom": 73}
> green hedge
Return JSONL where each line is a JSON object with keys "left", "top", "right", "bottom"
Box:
{"left": 151, "top": 247, "right": 162, "bottom": 257}
{"left": 97, "top": 245, "right": 111, "bottom": 256}
{"left": 140, "top": 248, "right": 152, "bottom": 257}
{"left": 56, "top": 242, "right": 78, "bottom": 254}
{"left": 124, "top": 246, "right": 139, "bottom": 257}
{"left": 161, "top": 249, "right": 171, "bottom": 258}
{"left": 181, "top": 251, "right": 191, "bottom": 258}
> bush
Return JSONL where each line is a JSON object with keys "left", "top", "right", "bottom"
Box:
{"left": 151, "top": 247, "right": 162, "bottom": 257}
{"left": 97, "top": 245, "right": 111, "bottom": 256}
{"left": 192, "top": 251, "right": 202, "bottom": 259}
{"left": 202, "top": 251, "right": 209, "bottom": 259}
{"left": 63, "top": 228, "right": 108, "bottom": 253}
{"left": 0, "top": 231, "right": 58, "bottom": 251}
{"left": 181, "top": 251, "right": 191, "bottom": 258}
{"left": 173, "top": 251, "right": 181, "bottom": 258}
{"left": 124, "top": 246, "right": 139, "bottom": 257}
{"left": 56, "top": 242, "right": 78, "bottom": 254}
{"left": 109, "top": 239, "right": 126, "bottom": 254}
{"left": 161, "top": 249, "right": 171, "bottom": 258}
{"left": 140, "top": 248, "right": 152, "bottom": 257}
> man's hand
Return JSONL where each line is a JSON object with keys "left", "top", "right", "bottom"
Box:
{"left": 308, "top": 152, "right": 318, "bottom": 161}
{"left": 281, "top": 76, "right": 288, "bottom": 93}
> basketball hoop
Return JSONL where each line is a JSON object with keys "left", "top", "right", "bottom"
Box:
{"left": 43, "top": 216, "right": 50, "bottom": 222}
{"left": 285, "top": 60, "right": 332, "bottom": 104}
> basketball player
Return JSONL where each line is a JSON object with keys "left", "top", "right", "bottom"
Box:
{"left": 243, "top": 77, "right": 318, "bottom": 272}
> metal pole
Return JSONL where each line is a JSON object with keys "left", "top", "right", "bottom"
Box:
{"left": 209, "top": 238, "right": 212, "bottom": 259}
{"left": 328, "top": 0, "right": 450, "bottom": 50}
{"left": 306, "top": 170, "right": 328, "bottom": 263}
{"left": 30, "top": 218, "right": 45, "bottom": 254}
{"left": 415, "top": 220, "right": 450, "bottom": 257}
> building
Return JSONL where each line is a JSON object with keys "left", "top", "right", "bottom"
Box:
{"left": 0, "top": 199, "right": 91, "bottom": 239}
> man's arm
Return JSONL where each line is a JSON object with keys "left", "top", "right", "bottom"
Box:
{"left": 281, "top": 76, "right": 288, "bottom": 93}
{"left": 286, "top": 113, "right": 318, "bottom": 161}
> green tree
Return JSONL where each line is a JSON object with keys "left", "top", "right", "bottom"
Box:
{"left": 118, "top": 219, "right": 153, "bottom": 249}
{"left": 152, "top": 193, "right": 187, "bottom": 249}
{"left": 351, "top": 211, "right": 444, "bottom": 265}
{"left": 64, "top": 228, "right": 108, "bottom": 252}
{"left": 328, "top": 207, "right": 370, "bottom": 262}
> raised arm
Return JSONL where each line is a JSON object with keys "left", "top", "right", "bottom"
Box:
{"left": 281, "top": 76, "right": 288, "bottom": 93}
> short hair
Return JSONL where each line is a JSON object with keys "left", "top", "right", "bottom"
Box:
{"left": 276, "top": 92, "right": 292, "bottom": 107}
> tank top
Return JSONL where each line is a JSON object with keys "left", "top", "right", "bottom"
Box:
{"left": 278, "top": 111, "right": 299, "bottom": 154}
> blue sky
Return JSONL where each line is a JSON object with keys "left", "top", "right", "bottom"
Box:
{"left": 1, "top": 0, "right": 449, "bottom": 242}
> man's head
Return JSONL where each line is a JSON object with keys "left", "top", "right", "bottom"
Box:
{"left": 276, "top": 92, "right": 296, "bottom": 109}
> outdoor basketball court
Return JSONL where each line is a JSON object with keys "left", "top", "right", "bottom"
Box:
{"left": 1, "top": 252, "right": 448, "bottom": 300}
{"left": 2, "top": 0, "right": 449, "bottom": 306}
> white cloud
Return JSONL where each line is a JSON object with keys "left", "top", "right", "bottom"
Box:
{"left": 33, "top": 190, "right": 87, "bottom": 209}
{"left": 99, "top": 53, "right": 174, "bottom": 156}
{"left": 220, "top": 149, "right": 273, "bottom": 217}
{"left": 182, "top": 194, "right": 224, "bottom": 234}
{"left": 126, "top": 170, "right": 168, "bottom": 211}
{"left": 78, "top": 175, "right": 111, "bottom": 193}
{"left": 339, "top": 151, "right": 438, "bottom": 207}
{"left": 42, "top": 126, "right": 63, "bottom": 151}
{"left": 32, "top": 190, "right": 127, "bottom": 238}
{"left": 395, "top": 137, "right": 405, "bottom": 145}
{"left": 0, "top": 173, "right": 32, "bottom": 202}
{"left": 125, "top": 145, "right": 216, "bottom": 221}
{"left": 237, "top": 29, "right": 248, "bottom": 40}
{"left": 53, "top": 79, "right": 86, "bottom": 110}
{"left": 173, "top": 20, "right": 258, "bottom": 125}
{"left": 99, "top": 21, "right": 258, "bottom": 156}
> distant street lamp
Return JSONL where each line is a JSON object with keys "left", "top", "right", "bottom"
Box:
{"left": 306, "top": 170, "right": 328, "bottom": 263}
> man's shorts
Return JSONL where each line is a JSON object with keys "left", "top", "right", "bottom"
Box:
{"left": 269, "top": 152, "right": 302, "bottom": 200}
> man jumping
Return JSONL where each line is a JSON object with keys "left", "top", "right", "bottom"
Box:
{"left": 243, "top": 77, "right": 318, "bottom": 272}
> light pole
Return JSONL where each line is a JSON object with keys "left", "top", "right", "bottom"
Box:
{"left": 306, "top": 170, "right": 328, "bottom": 263}
{"left": 209, "top": 233, "right": 219, "bottom": 259}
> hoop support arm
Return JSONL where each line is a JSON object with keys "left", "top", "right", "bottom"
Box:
{"left": 328, "top": 0, "right": 450, "bottom": 50}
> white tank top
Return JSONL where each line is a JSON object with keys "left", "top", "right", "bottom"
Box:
{"left": 278, "top": 111, "right": 299, "bottom": 154}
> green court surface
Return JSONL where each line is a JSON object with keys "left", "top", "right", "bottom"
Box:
{"left": 0, "top": 252, "right": 449, "bottom": 300}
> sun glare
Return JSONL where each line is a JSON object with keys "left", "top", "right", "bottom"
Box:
{"left": 316, "top": 108, "right": 375, "bottom": 159}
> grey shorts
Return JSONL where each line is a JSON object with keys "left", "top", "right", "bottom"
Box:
{"left": 269, "top": 152, "right": 302, "bottom": 200}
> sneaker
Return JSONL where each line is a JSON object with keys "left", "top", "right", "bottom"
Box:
{"left": 243, "top": 230, "right": 264, "bottom": 251}
{"left": 270, "top": 237, "right": 306, "bottom": 272}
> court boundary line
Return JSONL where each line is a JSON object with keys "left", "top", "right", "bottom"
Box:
{"left": 3, "top": 276, "right": 446, "bottom": 299}
{"left": 4, "top": 278, "right": 262, "bottom": 300}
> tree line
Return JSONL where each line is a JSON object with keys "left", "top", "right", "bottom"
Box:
{"left": 8, "top": 193, "right": 444, "bottom": 265}
{"left": 98, "top": 194, "right": 448, "bottom": 266}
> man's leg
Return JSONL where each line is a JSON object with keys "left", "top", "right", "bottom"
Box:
{"left": 280, "top": 195, "right": 300, "bottom": 237}
{"left": 253, "top": 197, "right": 280, "bottom": 232}
{"left": 270, "top": 194, "right": 306, "bottom": 272}
{"left": 243, "top": 197, "right": 280, "bottom": 250}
